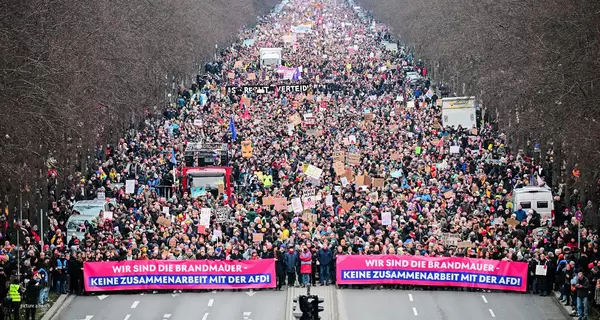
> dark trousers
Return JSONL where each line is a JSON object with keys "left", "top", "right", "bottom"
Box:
{"left": 276, "top": 271, "right": 286, "bottom": 289}
{"left": 24, "top": 307, "right": 36, "bottom": 320}
{"left": 11, "top": 301, "right": 20, "bottom": 320}
{"left": 287, "top": 272, "right": 296, "bottom": 287}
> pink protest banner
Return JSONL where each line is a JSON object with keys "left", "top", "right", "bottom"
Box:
{"left": 336, "top": 255, "right": 527, "bottom": 292}
{"left": 84, "top": 259, "right": 276, "bottom": 292}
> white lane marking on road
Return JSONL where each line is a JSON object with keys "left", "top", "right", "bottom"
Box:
{"left": 98, "top": 295, "right": 108, "bottom": 300}
{"left": 481, "top": 295, "right": 488, "bottom": 303}
{"left": 131, "top": 301, "right": 139, "bottom": 309}
{"left": 124, "top": 315, "right": 131, "bottom": 320}
{"left": 408, "top": 293, "right": 414, "bottom": 302}
{"left": 164, "top": 314, "right": 172, "bottom": 318}
{"left": 243, "top": 312, "right": 252, "bottom": 319}
{"left": 208, "top": 299, "right": 214, "bottom": 307}
{"left": 202, "top": 313, "right": 209, "bottom": 320}
{"left": 81, "top": 316, "right": 94, "bottom": 320}
{"left": 246, "top": 289, "right": 256, "bottom": 296}
{"left": 412, "top": 307, "right": 418, "bottom": 316}
{"left": 489, "top": 309, "right": 496, "bottom": 318}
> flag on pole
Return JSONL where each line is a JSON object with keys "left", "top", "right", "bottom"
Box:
{"left": 170, "top": 148, "right": 177, "bottom": 165}
{"left": 229, "top": 117, "right": 237, "bottom": 141}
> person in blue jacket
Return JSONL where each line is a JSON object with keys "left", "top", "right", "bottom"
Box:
{"left": 317, "top": 244, "right": 333, "bottom": 285}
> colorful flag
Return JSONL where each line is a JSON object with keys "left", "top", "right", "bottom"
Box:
{"left": 229, "top": 117, "right": 237, "bottom": 141}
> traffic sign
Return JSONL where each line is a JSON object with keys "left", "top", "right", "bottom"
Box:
{"left": 576, "top": 210, "right": 583, "bottom": 222}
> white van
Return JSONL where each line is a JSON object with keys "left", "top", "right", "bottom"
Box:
{"left": 512, "top": 186, "right": 554, "bottom": 225}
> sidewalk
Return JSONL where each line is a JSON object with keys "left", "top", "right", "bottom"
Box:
{"left": 552, "top": 291, "right": 600, "bottom": 320}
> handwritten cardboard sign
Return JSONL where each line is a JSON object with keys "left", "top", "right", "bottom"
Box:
{"left": 347, "top": 153, "right": 361, "bottom": 165}
{"left": 333, "top": 151, "right": 346, "bottom": 162}
{"left": 333, "top": 162, "right": 345, "bottom": 175}
{"left": 253, "top": 233, "right": 264, "bottom": 242}
{"left": 372, "top": 178, "right": 384, "bottom": 188}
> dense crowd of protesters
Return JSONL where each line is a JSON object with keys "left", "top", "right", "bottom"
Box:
{"left": 0, "top": 0, "right": 598, "bottom": 319}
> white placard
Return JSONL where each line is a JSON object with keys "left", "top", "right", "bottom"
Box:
{"left": 382, "top": 212, "right": 392, "bottom": 226}
{"left": 193, "top": 119, "right": 203, "bottom": 126}
{"left": 340, "top": 176, "right": 349, "bottom": 187}
{"left": 326, "top": 195, "right": 333, "bottom": 206}
{"left": 535, "top": 265, "right": 547, "bottom": 276}
{"left": 450, "top": 146, "right": 460, "bottom": 154}
{"left": 291, "top": 198, "right": 303, "bottom": 213}
{"left": 104, "top": 211, "right": 113, "bottom": 220}
{"left": 200, "top": 208, "right": 211, "bottom": 226}
{"left": 162, "top": 206, "right": 170, "bottom": 215}
{"left": 97, "top": 192, "right": 105, "bottom": 200}
{"left": 348, "top": 135, "right": 357, "bottom": 144}
{"left": 305, "top": 165, "right": 323, "bottom": 180}
{"left": 126, "top": 179, "right": 136, "bottom": 194}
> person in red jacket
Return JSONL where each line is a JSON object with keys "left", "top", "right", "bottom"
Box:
{"left": 299, "top": 244, "right": 312, "bottom": 287}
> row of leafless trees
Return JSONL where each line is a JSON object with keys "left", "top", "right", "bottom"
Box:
{"left": 360, "top": 0, "right": 600, "bottom": 205}
{"left": 0, "top": 0, "right": 278, "bottom": 220}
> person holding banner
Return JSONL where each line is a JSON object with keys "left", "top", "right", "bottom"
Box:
{"left": 284, "top": 247, "right": 299, "bottom": 287}
{"left": 299, "top": 245, "right": 313, "bottom": 287}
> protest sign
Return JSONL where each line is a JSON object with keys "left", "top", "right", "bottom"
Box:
{"left": 83, "top": 260, "right": 276, "bottom": 291}
{"left": 253, "top": 233, "right": 264, "bottom": 242}
{"left": 506, "top": 218, "right": 519, "bottom": 227}
{"left": 291, "top": 198, "right": 303, "bottom": 213}
{"left": 126, "top": 179, "right": 136, "bottom": 194}
{"left": 341, "top": 201, "right": 354, "bottom": 212}
{"left": 241, "top": 141, "right": 253, "bottom": 158}
{"left": 157, "top": 216, "right": 171, "bottom": 227}
{"left": 289, "top": 113, "right": 302, "bottom": 126}
{"left": 326, "top": 195, "right": 333, "bottom": 206}
{"left": 302, "top": 196, "right": 316, "bottom": 209}
{"left": 191, "top": 186, "right": 206, "bottom": 198}
{"left": 347, "top": 153, "right": 361, "bottom": 165}
{"left": 273, "top": 198, "right": 288, "bottom": 211}
{"left": 382, "top": 212, "right": 392, "bottom": 226}
{"left": 333, "top": 151, "right": 345, "bottom": 162}
{"left": 355, "top": 175, "right": 371, "bottom": 187}
{"left": 215, "top": 207, "right": 231, "bottom": 223}
{"left": 200, "top": 208, "right": 211, "bottom": 226}
{"left": 305, "top": 165, "right": 323, "bottom": 179}
{"left": 333, "top": 162, "right": 345, "bottom": 175}
{"left": 372, "top": 178, "right": 384, "bottom": 188}
{"left": 440, "top": 233, "right": 460, "bottom": 246}
{"left": 335, "top": 255, "right": 527, "bottom": 292}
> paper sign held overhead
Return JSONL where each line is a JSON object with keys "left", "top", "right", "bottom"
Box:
{"left": 305, "top": 165, "right": 323, "bottom": 179}
{"left": 241, "top": 141, "right": 253, "bottom": 158}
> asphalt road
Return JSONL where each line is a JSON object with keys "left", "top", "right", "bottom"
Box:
{"left": 57, "top": 290, "right": 286, "bottom": 320}
{"left": 337, "top": 289, "right": 569, "bottom": 320}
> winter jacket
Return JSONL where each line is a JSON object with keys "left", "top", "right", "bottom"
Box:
{"left": 283, "top": 251, "right": 298, "bottom": 274}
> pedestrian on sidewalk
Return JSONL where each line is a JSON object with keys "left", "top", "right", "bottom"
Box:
{"left": 575, "top": 272, "right": 591, "bottom": 320}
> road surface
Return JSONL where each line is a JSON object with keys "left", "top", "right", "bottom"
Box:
{"left": 58, "top": 290, "right": 285, "bottom": 320}
{"left": 337, "top": 289, "right": 569, "bottom": 320}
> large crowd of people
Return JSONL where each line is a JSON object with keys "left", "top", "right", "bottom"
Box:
{"left": 0, "top": 0, "right": 598, "bottom": 319}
